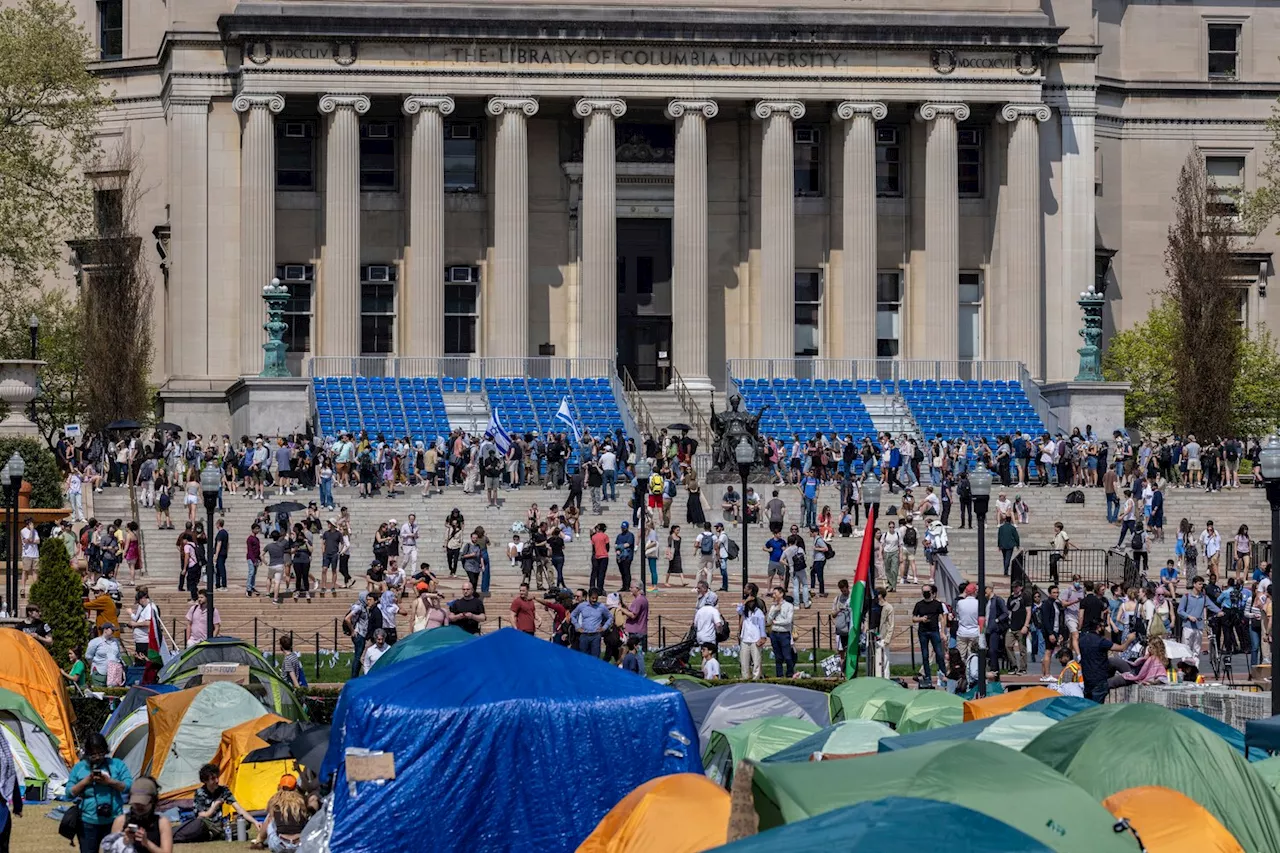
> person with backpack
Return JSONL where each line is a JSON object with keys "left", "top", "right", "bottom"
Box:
{"left": 811, "top": 526, "right": 831, "bottom": 598}
{"left": 783, "top": 534, "right": 810, "bottom": 609}
{"left": 694, "top": 523, "right": 716, "bottom": 588}
{"left": 712, "top": 523, "right": 730, "bottom": 592}
{"left": 900, "top": 518, "right": 919, "bottom": 582}
{"left": 1130, "top": 523, "right": 1149, "bottom": 583}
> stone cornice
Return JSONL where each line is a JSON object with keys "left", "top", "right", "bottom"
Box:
{"left": 753, "top": 100, "right": 805, "bottom": 120}
{"left": 573, "top": 97, "right": 627, "bottom": 118}
{"left": 665, "top": 100, "right": 718, "bottom": 120}
{"left": 402, "top": 95, "right": 456, "bottom": 116}
{"left": 834, "top": 101, "right": 887, "bottom": 121}
{"left": 915, "top": 102, "right": 970, "bottom": 122}
{"left": 485, "top": 96, "right": 539, "bottom": 117}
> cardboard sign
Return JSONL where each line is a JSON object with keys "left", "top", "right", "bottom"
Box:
{"left": 64, "top": 424, "right": 81, "bottom": 439}
{"left": 199, "top": 663, "right": 249, "bottom": 685}
{"left": 346, "top": 752, "right": 396, "bottom": 782}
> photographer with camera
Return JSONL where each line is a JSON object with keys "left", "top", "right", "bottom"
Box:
{"left": 67, "top": 733, "right": 132, "bottom": 852}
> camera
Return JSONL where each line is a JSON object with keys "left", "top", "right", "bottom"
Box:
{"left": 96, "top": 803, "right": 113, "bottom": 819}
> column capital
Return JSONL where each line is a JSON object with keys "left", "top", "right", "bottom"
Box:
{"left": 402, "top": 95, "right": 455, "bottom": 117}
{"left": 666, "top": 99, "right": 718, "bottom": 121}
{"left": 915, "top": 102, "right": 970, "bottom": 123}
{"left": 574, "top": 97, "right": 627, "bottom": 119}
{"left": 318, "top": 94, "right": 370, "bottom": 115}
{"left": 486, "top": 96, "right": 539, "bottom": 118}
{"left": 753, "top": 100, "right": 805, "bottom": 121}
{"left": 834, "top": 101, "right": 887, "bottom": 121}
{"left": 233, "top": 93, "right": 284, "bottom": 114}
{"left": 999, "top": 103, "right": 1052, "bottom": 124}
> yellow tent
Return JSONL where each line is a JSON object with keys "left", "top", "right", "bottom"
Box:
{"left": 0, "top": 629, "right": 77, "bottom": 766}
{"left": 1103, "top": 786, "right": 1244, "bottom": 853}
{"left": 211, "top": 714, "right": 296, "bottom": 811}
{"left": 963, "top": 687, "right": 1060, "bottom": 722}
{"left": 577, "top": 773, "right": 729, "bottom": 853}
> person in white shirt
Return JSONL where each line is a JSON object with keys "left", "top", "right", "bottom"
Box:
{"left": 712, "top": 524, "right": 730, "bottom": 592}
{"left": 995, "top": 492, "right": 1012, "bottom": 524}
{"left": 954, "top": 583, "right": 981, "bottom": 664}
{"left": 882, "top": 522, "right": 903, "bottom": 590}
{"left": 922, "top": 487, "right": 942, "bottom": 518}
{"left": 1200, "top": 521, "right": 1222, "bottom": 575}
{"left": 694, "top": 592, "right": 724, "bottom": 644}
{"left": 737, "top": 589, "right": 768, "bottom": 680}
{"left": 67, "top": 469, "right": 85, "bottom": 522}
{"left": 399, "top": 514, "right": 419, "bottom": 572}
{"left": 599, "top": 448, "right": 618, "bottom": 502}
{"left": 700, "top": 642, "right": 721, "bottom": 679}
{"left": 361, "top": 628, "right": 388, "bottom": 673}
{"left": 20, "top": 518, "right": 40, "bottom": 596}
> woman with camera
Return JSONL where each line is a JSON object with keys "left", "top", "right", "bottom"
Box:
{"left": 108, "top": 776, "right": 173, "bottom": 853}
{"left": 67, "top": 733, "right": 133, "bottom": 853}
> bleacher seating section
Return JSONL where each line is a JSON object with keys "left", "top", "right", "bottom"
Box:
{"left": 735, "top": 378, "right": 878, "bottom": 441}
{"left": 485, "top": 377, "right": 627, "bottom": 450}
{"left": 312, "top": 377, "right": 451, "bottom": 441}
{"left": 899, "top": 379, "right": 1045, "bottom": 443}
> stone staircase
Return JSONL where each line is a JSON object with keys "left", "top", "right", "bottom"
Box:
{"left": 861, "top": 393, "right": 919, "bottom": 444}
{"left": 90, "top": 478, "right": 1275, "bottom": 665}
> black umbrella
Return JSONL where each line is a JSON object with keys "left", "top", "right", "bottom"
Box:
{"left": 105, "top": 419, "right": 142, "bottom": 432}
{"left": 265, "top": 501, "right": 306, "bottom": 514}
{"left": 289, "top": 724, "right": 331, "bottom": 776}
{"left": 155, "top": 421, "right": 183, "bottom": 434}
{"left": 667, "top": 423, "right": 693, "bottom": 433}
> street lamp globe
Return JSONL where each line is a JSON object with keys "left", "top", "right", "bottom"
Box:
{"left": 862, "top": 473, "right": 882, "bottom": 508}
{"left": 970, "top": 461, "right": 993, "bottom": 498}
{"left": 1261, "top": 436, "right": 1280, "bottom": 481}
{"left": 7, "top": 453, "right": 24, "bottom": 485}
{"left": 200, "top": 462, "right": 221, "bottom": 503}
{"left": 735, "top": 438, "right": 755, "bottom": 468}
{"left": 635, "top": 456, "right": 653, "bottom": 481}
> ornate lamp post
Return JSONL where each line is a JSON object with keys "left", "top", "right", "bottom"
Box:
{"left": 1075, "top": 285, "right": 1105, "bottom": 382}
{"left": 970, "top": 461, "right": 993, "bottom": 697}
{"left": 200, "top": 463, "right": 221, "bottom": 638}
{"left": 261, "top": 278, "right": 292, "bottom": 378}
{"left": 1261, "top": 437, "right": 1280, "bottom": 714}
{"left": 634, "top": 456, "right": 652, "bottom": 594}
{"left": 27, "top": 315, "right": 37, "bottom": 425}
{"left": 735, "top": 438, "right": 757, "bottom": 589}
{"left": 861, "top": 473, "right": 882, "bottom": 677}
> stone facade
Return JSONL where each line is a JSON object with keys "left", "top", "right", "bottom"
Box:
{"left": 58, "top": 0, "right": 1280, "bottom": 434}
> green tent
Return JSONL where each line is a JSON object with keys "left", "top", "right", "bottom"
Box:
{"left": 703, "top": 716, "right": 820, "bottom": 787}
{"left": 1023, "top": 703, "right": 1280, "bottom": 853}
{"left": 157, "top": 638, "right": 306, "bottom": 719}
{"left": 747, "top": 740, "right": 1138, "bottom": 853}
{"left": 895, "top": 691, "right": 964, "bottom": 734}
{"left": 368, "top": 625, "right": 474, "bottom": 671}
{"left": 764, "top": 720, "right": 898, "bottom": 763}
{"left": 828, "top": 678, "right": 904, "bottom": 723}
{"left": 1255, "top": 756, "right": 1280, "bottom": 795}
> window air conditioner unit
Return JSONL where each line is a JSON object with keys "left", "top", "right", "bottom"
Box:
{"left": 284, "top": 265, "right": 308, "bottom": 281}
{"left": 366, "top": 265, "right": 391, "bottom": 282}
{"left": 366, "top": 123, "right": 392, "bottom": 139}
{"left": 284, "top": 123, "right": 309, "bottom": 138}
{"left": 449, "top": 124, "right": 477, "bottom": 140}
{"left": 448, "top": 265, "right": 477, "bottom": 283}
{"left": 794, "top": 127, "right": 819, "bottom": 144}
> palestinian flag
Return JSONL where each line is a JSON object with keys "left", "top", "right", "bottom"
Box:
{"left": 844, "top": 507, "right": 877, "bottom": 679}
{"left": 146, "top": 606, "right": 174, "bottom": 668}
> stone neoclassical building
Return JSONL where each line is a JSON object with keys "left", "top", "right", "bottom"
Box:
{"left": 55, "top": 0, "right": 1280, "bottom": 431}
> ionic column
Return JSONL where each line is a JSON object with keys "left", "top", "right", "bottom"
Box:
{"left": 233, "top": 94, "right": 285, "bottom": 376}
{"left": 999, "top": 104, "right": 1051, "bottom": 378}
{"left": 916, "top": 102, "right": 970, "bottom": 362}
{"left": 166, "top": 96, "right": 211, "bottom": 378}
{"left": 318, "top": 94, "right": 369, "bottom": 357}
{"left": 666, "top": 99, "right": 718, "bottom": 390}
{"left": 402, "top": 96, "right": 455, "bottom": 360}
{"left": 574, "top": 97, "right": 627, "bottom": 362}
{"left": 754, "top": 100, "right": 806, "bottom": 362}
{"left": 835, "top": 101, "right": 887, "bottom": 360}
{"left": 486, "top": 96, "right": 539, "bottom": 359}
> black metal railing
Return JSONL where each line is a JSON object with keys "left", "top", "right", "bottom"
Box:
{"left": 1017, "top": 547, "right": 1137, "bottom": 590}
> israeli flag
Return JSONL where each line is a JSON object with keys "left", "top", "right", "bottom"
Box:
{"left": 487, "top": 408, "right": 513, "bottom": 455}
{"left": 555, "top": 396, "right": 582, "bottom": 444}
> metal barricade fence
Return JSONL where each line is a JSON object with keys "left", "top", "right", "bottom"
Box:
{"left": 1018, "top": 548, "right": 1137, "bottom": 590}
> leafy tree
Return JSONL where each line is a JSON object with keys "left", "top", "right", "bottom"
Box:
{"left": 1243, "top": 105, "right": 1280, "bottom": 236}
{"left": 28, "top": 536, "right": 87, "bottom": 668}
{"left": 1164, "top": 149, "right": 1239, "bottom": 438}
{"left": 1102, "top": 301, "right": 1178, "bottom": 434}
{"left": 0, "top": 289, "right": 84, "bottom": 445}
{"left": 0, "top": 436, "right": 63, "bottom": 508}
{"left": 0, "top": 0, "right": 108, "bottom": 297}
{"left": 1232, "top": 326, "right": 1280, "bottom": 436}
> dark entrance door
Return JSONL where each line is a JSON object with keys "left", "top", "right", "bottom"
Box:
{"left": 616, "top": 218, "right": 672, "bottom": 390}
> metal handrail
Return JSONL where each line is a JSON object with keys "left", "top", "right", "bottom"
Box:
{"left": 620, "top": 366, "right": 658, "bottom": 439}
{"left": 669, "top": 366, "right": 713, "bottom": 444}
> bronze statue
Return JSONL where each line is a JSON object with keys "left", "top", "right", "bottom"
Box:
{"left": 710, "top": 394, "right": 767, "bottom": 471}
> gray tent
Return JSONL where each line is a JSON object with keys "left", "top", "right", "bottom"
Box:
{"left": 682, "top": 684, "right": 832, "bottom": 754}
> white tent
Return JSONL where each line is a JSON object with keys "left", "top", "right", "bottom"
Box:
{"left": 105, "top": 706, "right": 150, "bottom": 778}
{"left": 0, "top": 709, "right": 70, "bottom": 798}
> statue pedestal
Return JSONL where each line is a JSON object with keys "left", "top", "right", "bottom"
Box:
{"left": 0, "top": 360, "right": 45, "bottom": 437}
{"left": 227, "top": 377, "right": 311, "bottom": 438}
{"left": 1040, "top": 381, "right": 1130, "bottom": 438}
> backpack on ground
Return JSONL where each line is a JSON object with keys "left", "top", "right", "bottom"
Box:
{"left": 1065, "top": 489, "right": 1085, "bottom": 504}
{"left": 902, "top": 527, "right": 918, "bottom": 548}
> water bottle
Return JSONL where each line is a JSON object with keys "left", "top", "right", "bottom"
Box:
{"left": 224, "top": 820, "right": 233, "bottom": 842}
{"left": 236, "top": 817, "right": 248, "bottom": 842}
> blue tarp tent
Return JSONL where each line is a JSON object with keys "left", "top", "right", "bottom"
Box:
{"left": 325, "top": 628, "right": 702, "bottom": 853}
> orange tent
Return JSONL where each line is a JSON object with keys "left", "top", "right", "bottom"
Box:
{"left": 1103, "top": 786, "right": 1244, "bottom": 853}
{"left": 963, "top": 687, "right": 1060, "bottom": 722}
{"left": 577, "top": 773, "right": 730, "bottom": 853}
{"left": 206, "top": 713, "right": 293, "bottom": 810}
{"left": 0, "top": 629, "right": 77, "bottom": 766}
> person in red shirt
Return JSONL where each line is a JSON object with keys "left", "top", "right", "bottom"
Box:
{"left": 589, "top": 523, "right": 610, "bottom": 593}
{"left": 510, "top": 583, "right": 540, "bottom": 635}
{"left": 540, "top": 589, "right": 574, "bottom": 646}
